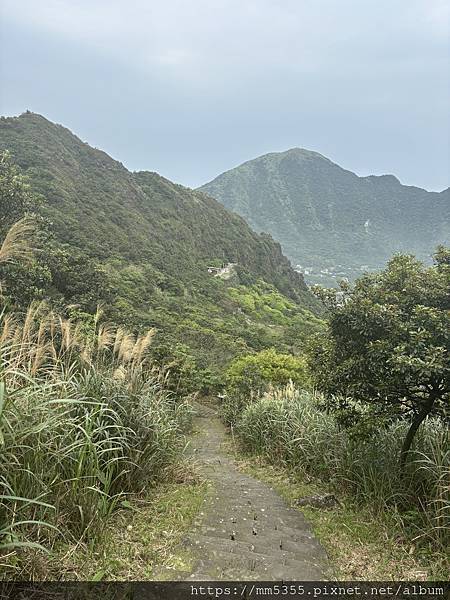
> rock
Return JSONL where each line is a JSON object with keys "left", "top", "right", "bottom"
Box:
{"left": 293, "top": 494, "right": 339, "bottom": 509}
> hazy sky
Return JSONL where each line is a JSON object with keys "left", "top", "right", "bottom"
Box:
{"left": 1, "top": 0, "right": 449, "bottom": 190}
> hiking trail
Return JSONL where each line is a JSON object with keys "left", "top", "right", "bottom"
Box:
{"left": 158, "top": 402, "right": 329, "bottom": 580}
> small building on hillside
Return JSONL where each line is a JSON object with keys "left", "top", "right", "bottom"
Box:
{"left": 207, "top": 266, "right": 223, "bottom": 275}
{"left": 207, "top": 262, "right": 237, "bottom": 279}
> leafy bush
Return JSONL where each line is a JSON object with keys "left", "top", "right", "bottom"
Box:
{"left": 225, "top": 348, "right": 309, "bottom": 398}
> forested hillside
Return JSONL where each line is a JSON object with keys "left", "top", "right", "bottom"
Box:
{"left": 200, "top": 148, "right": 449, "bottom": 285}
{"left": 2, "top": 0, "right": 449, "bottom": 584}
{"left": 0, "top": 113, "right": 320, "bottom": 386}
{"left": 1, "top": 113, "right": 448, "bottom": 582}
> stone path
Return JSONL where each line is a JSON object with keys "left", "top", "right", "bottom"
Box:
{"left": 162, "top": 403, "right": 329, "bottom": 580}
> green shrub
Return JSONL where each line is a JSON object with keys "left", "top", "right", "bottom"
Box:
{"left": 221, "top": 349, "right": 310, "bottom": 425}
{"left": 235, "top": 384, "right": 449, "bottom": 552}
{"left": 225, "top": 348, "right": 309, "bottom": 398}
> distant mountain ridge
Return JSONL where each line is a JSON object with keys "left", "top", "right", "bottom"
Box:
{"left": 0, "top": 113, "right": 320, "bottom": 375}
{"left": 0, "top": 114, "right": 312, "bottom": 301}
{"left": 200, "top": 148, "right": 449, "bottom": 285}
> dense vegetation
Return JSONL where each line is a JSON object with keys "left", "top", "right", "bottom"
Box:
{"left": 0, "top": 303, "right": 191, "bottom": 578}
{"left": 0, "top": 115, "right": 323, "bottom": 578}
{"left": 200, "top": 148, "right": 449, "bottom": 285}
{"left": 0, "top": 114, "right": 320, "bottom": 389}
{"left": 0, "top": 140, "right": 197, "bottom": 577}
{"left": 0, "top": 111, "right": 448, "bottom": 580}
{"left": 221, "top": 253, "right": 449, "bottom": 573}
{"left": 235, "top": 386, "right": 448, "bottom": 571}
{"left": 310, "top": 250, "right": 449, "bottom": 467}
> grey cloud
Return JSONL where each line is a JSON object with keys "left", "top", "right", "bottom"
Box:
{"left": 0, "top": 0, "right": 449, "bottom": 190}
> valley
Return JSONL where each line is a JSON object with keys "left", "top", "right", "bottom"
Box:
{"left": 0, "top": 113, "right": 448, "bottom": 583}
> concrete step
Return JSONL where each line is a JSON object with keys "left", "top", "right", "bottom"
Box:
{"left": 186, "top": 543, "right": 324, "bottom": 579}
{"left": 187, "top": 533, "right": 325, "bottom": 567}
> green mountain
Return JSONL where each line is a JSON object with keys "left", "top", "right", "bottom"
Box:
{"left": 200, "top": 148, "right": 449, "bottom": 285}
{"left": 0, "top": 113, "right": 321, "bottom": 385}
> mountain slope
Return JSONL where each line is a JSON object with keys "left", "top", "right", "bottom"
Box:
{"left": 0, "top": 113, "right": 320, "bottom": 380}
{"left": 200, "top": 149, "right": 449, "bottom": 284}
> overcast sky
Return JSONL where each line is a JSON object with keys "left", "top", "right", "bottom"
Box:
{"left": 0, "top": 0, "right": 449, "bottom": 190}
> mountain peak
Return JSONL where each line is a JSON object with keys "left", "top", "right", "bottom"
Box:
{"left": 0, "top": 112, "right": 315, "bottom": 306}
{"left": 364, "top": 173, "right": 401, "bottom": 185}
{"left": 200, "top": 149, "right": 449, "bottom": 286}
{"left": 257, "top": 147, "right": 332, "bottom": 164}
{"left": 3, "top": 111, "right": 51, "bottom": 124}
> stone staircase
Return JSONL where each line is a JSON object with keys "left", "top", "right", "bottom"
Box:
{"left": 158, "top": 402, "right": 329, "bottom": 580}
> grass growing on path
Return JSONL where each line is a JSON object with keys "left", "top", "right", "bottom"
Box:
{"left": 233, "top": 454, "right": 446, "bottom": 580}
{"left": 52, "top": 464, "right": 209, "bottom": 580}
{"left": 221, "top": 385, "right": 448, "bottom": 579}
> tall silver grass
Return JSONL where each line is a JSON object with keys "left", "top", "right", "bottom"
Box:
{"left": 235, "top": 384, "right": 449, "bottom": 551}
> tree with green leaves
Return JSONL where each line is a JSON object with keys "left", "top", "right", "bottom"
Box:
{"left": 226, "top": 348, "right": 309, "bottom": 397}
{"left": 310, "top": 249, "right": 449, "bottom": 467}
{"left": 0, "top": 151, "right": 48, "bottom": 304}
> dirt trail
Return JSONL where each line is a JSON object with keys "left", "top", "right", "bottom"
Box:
{"left": 160, "top": 403, "right": 329, "bottom": 580}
